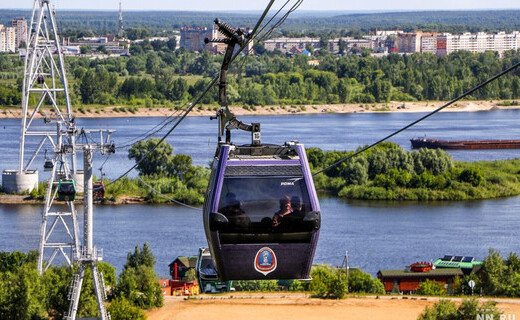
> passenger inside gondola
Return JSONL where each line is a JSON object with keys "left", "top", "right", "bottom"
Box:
{"left": 272, "top": 195, "right": 292, "bottom": 228}
{"left": 217, "top": 176, "right": 312, "bottom": 234}
{"left": 219, "top": 192, "right": 250, "bottom": 229}
{"left": 291, "top": 195, "right": 304, "bottom": 217}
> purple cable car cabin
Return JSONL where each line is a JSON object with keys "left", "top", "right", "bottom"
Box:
{"left": 203, "top": 141, "right": 321, "bottom": 281}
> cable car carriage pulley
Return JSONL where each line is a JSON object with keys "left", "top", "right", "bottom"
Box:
{"left": 203, "top": 19, "right": 321, "bottom": 281}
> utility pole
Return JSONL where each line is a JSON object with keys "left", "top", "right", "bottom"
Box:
{"left": 66, "top": 129, "right": 115, "bottom": 320}
{"left": 341, "top": 250, "right": 349, "bottom": 293}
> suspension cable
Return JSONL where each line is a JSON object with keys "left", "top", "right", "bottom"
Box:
{"left": 136, "top": 176, "right": 202, "bottom": 211}
{"left": 107, "top": 1, "right": 277, "bottom": 186}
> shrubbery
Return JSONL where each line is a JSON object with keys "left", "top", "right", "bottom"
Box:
{"left": 0, "top": 244, "right": 162, "bottom": 319}
{"left": 310, "top": 265, "right": 347, "bottom": 299}
{"left": 417, "top": 299, "right": 501, "bottom": 320}
{"left": 416, "top": 279, "right": 446, "bottom": 296}
{"left": 233, "top": 280, "right": 279, "bottom": 292}
{"left": 347, "top": 269, "right": 385, "bottom": 294}
{"left": 310, "top": 143, "right": 520, "bottom": 201}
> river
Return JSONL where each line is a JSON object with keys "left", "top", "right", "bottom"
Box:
{"left": 0, "top": 110, "right": 519, "bottom": 276}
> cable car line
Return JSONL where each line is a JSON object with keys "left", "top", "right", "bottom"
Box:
{"left": 201, "top": 0, "right": 323, "bottom": 281}
{"left": 107, "top": 1, "right": 278, "bottom": 186}
{"left": 116, "top": 107, "right": 186, "bottom": 149}
{"left": 312, "top": 59, "right": 520, "bottom": 177}
{"left": 136, "top": 176, "right": 202, "bottom": 211}
{"left": 234, "top": 0, "right": 300, "bottom": 74}
{"left": 115, "top": 0, "right": 297, "bottom": 152}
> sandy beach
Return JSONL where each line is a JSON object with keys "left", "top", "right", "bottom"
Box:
{"left": 1, "top": 100, "right": 519, "bottom": 119}
{"left": 146, "top": 293, "right": 520, "bottom": 320}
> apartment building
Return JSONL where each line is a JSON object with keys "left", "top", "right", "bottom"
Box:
{"left": 264, "top": 37, "right": 321, "bottom": 53}
{"left": 0, "top": 25, "right": 17, "bottom": 53}
{"left": 11, "top": 18, "right": 28, "bottom": 49}
{"left": 396, "top": 32, "right": 422, "bottom": 53}
{"left": 441, "top": 31, "right": 520, "bottom": 56}
{"left": 179, "top": 27, "right": 211, "bottom": 52}
{"left": 420, "top": 33, "right": 438, "bottom": 54}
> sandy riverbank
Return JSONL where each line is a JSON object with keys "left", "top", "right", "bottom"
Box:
{"left": 1, "top": 100, "right": 519, "bottom": 119}
{"left": 146, "top": 293, "right": 520, "bottom": 320}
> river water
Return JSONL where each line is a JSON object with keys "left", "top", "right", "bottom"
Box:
{"left": 1, "top": 110, "right": 520, "bottom": 276}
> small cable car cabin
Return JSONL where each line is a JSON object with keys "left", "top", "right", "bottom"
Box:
{"left": 203, "top": 142, "right": 321, "bottom": 280}
{"left": 93, "top": 181, "right": 105, "bottom": 201}
{"left": 57, "top": 179, "right": 76, "bottom": 201}
{"left": 43, "top": 159, "right": 54, "bottom": 171}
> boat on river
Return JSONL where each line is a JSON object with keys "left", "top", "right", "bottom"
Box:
{"left": 410, "top": 137, "right": 520, "bottom": 150}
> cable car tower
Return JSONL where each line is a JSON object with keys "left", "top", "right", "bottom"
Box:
{"left": 2, "top": 0, "right": 78, "bottom": 194}
{"left": 13, "top": 0, "right": 83, "bottom": 274}
{"left": 65, "top": 129, "right": 115, "bottom": 320}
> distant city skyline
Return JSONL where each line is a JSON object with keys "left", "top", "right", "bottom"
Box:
{"left": 1, "top": 0, "right": 520, "bottom": 11}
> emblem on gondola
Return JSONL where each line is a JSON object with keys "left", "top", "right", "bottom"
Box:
{"left": 254, "top": 247, "right": 277, "bottom": 276}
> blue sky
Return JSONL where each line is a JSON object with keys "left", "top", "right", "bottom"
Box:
{"left": 1, "top": 0, "right": 520, "bottom": 11}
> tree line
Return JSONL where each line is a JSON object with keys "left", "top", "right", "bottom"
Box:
{"left": 3, "top": 9, "right": 520, "bottom": 38}
{"left": 0, "top": 244, "right": 161, "bottom": 320}
{"left": 1, "top": 43, "right": 520, "bottom": 108}
{"left": 309, "top": 142, "right": 520, "bottom": 201}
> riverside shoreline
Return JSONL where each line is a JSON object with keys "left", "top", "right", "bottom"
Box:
{"left": 1, "top": 100, "right": 519, "bottom": 119}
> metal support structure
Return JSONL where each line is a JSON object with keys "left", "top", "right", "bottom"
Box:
{"left": 206, "top": 19, "right": 261, "bottom": 146}
{"left": 18, "top": 0, "right": 75, "bottom": 175}
{"left": 341, "top": 251, "right": 349, "bottom": 293}
{"left": 66, "top": 130, "right": 115, "bottom": 320}
{"left": 117, "top": 0, "right": 124, "bottom": 38}
{"left": 29, "top": 0, "right": 81, "bottom": 274}
{"left": 38, "top": 122, "right": 80, "bottom": 273}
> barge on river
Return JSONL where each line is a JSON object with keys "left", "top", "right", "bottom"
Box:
{"left": 411, "top": 137, "right": 520, "bottom": 150}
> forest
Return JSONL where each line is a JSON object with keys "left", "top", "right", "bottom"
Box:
{"left": 309, "top": 142, "right": 520, "bottom": 201}
{"left": 1, "top": 43, "right": 520, "bottom": 110}
{"left": 2, "top": 9, "right": 520, "bottom": 38}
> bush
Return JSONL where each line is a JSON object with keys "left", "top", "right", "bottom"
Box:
{"left": 310, "top": 265, "right": 347, "bottom": 299}
{"left": 417, "top": 279, "right": 447, "bottom": 296}
{"left": 347, "top": 269, "right": 385, "bottom": 294}
{"left": 417, "top": 299, "right": 501, "bottom": 320}
{"left": 458, "top": 168, "right": 483, "bottom": 186}
{"left": 233, "top": 280, "right": 278, "bottom": 292}
{"left": 107, "top": 298, "right": 146, "bottom": 320}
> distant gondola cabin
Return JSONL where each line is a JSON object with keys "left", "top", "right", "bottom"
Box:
{"left": 57, "top": 179, "right": 76, "bottom": 201}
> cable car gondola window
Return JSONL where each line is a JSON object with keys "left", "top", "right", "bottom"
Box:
{"left": 217, "top": 174, "right": 311, "bottom": 234}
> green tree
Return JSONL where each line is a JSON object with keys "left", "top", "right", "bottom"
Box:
{"left": 168, "top": 154, "right": 193, "bottom": 180}
{"left": 417, "top": 279, "right": 447, "bottom": 296}
{"left": 128, "top": 138, "right": 174, "bottom": 176}
{"left": 115, "top": 264, "right": 163, "bottom": 309}
{"left": 347, "top": 269, "right": 385, "bottom": 294}
{"left": 125, "top": 243, "right": 156, "bottom": 270}
{"left": 417, "top": 299, "right": 501, "bottom": 320}
{"left": 107, "top": 298, "right": 146, "bottom": 320}
{"left": 417, "top": 300, "right": 458, "bottom": 320}
{"left": 126, "top": 56, "right": 146, "bottom": 75}
{"left": 310, "top": 265, "right": 347, "bottom": 299}
{"left": 78, "top": 66, "right": 117, "bottom": 104}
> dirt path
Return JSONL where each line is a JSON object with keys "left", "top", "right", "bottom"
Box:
{"left": 147, "top": 293, "right": 520, "bottom": 320}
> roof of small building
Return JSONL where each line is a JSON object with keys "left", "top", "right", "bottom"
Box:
{"left": 378, "top": 268, "right": 464, "bottom": 279}
{"left": 169, "top": 256, "right": 197, "bottom": 268}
